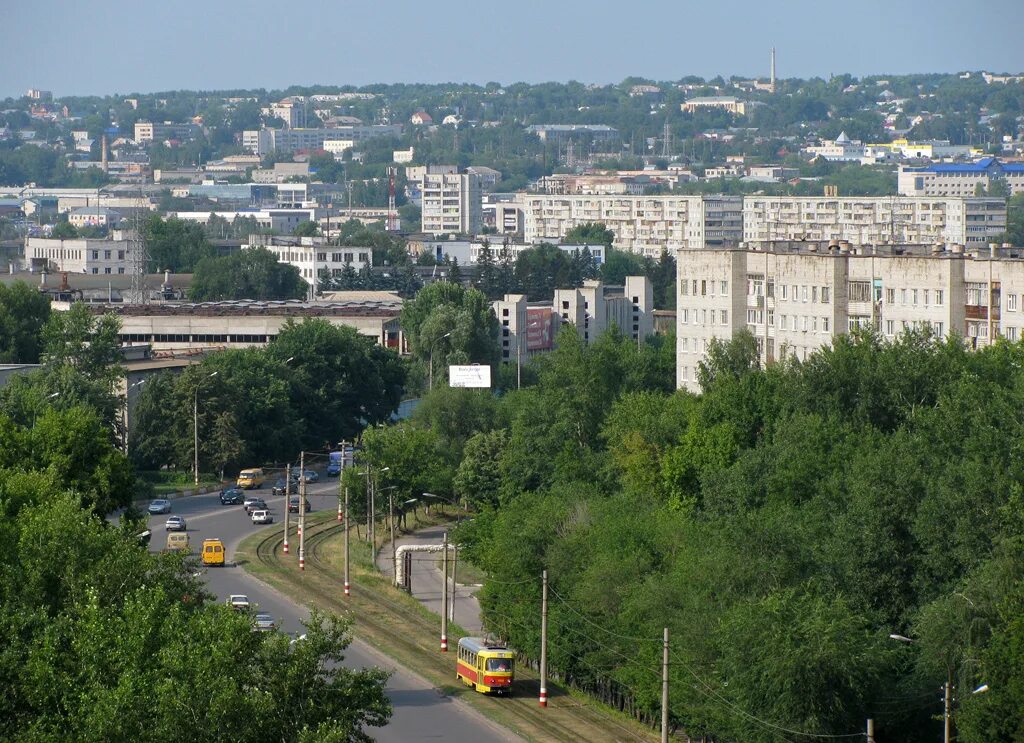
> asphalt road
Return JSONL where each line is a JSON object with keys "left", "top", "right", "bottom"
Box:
{"left": 140, "top": 477, "right": 519, "bottom": 743}
{"left": 376, "top": 524, "right": 485, "bottom": 635}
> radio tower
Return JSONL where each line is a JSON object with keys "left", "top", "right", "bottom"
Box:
{"left": 128, "top": 189, "right": 150, "bottom": 304}
{"left": 660, "top": 119, "right": 673, "bottom": 159}
{"left": 387, "top": 166, "right": 397, "bottom": 232}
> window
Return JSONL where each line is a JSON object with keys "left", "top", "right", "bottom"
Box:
{"left": 849, "top": 282, "right": 871, "bottom": 302}
{"left": 821, "top": 286, "right": 830, "bottom": 303}
{"left": 692, "top": 280, "right": 698, "bottom": 295}
{"left": 92, "top": 251, "right": 99, "bottom": 260}
{"left": 680, "top": 309, "right": 688, "bottom": 323}
{"left": 935, "top": 290, "right": 944, "bottom": 306}
{"left": 1007, "top": 326, "right": 1017, "bottom": 341}
{"left": 317, "top": 252, "right": 327, "bottom": 262}
{"left": 118, "top": 250, "right": 125, "bottom": 259}
{"left": 701, "top": 280, "right": 707, "bottom": 295}
{"left": 901, "top": 289, "right": 908, "bottom": 304}
{"left": 934, "top": 322, "right": 944, "bottom": 336}
{"left": 781, "top": 284, "right": 788, "bottom": 300}
{"left": 812, "top": 316, "right": 818, "bottom": 332}
{"left": 344, "top": 252, "right": 354, "bottom": 262}
{"left": 720, "top": 280, "right": 728, "bottom": 295}
{"left": 886, "top": 320, "right": 895, "bottom": 335}
{"left": 966, "top": 283, "right": 986, "bottom": 305}
{"left": 912, "top": 289, "right": 918, "bottom": 306}
{"left": 802, "top": 316, "right": 808, "bottom": 332}
{"left": 117, "top": 268, "right": 125, "bottom": 274}
{"left": 680, "top": 279, "right": 688, "bottom": 296}
{"left": 822, "top": 317, "right": 830, "bottom": 332}
{"left": 791, "top": 285, "right": 798, "bottom": 300}
{"left": 721, "top": 310, "right": 728, "bottom": 325}
{"left": 767, "top": 279, "right": 775, "bottom": 298}
{"left": 802, "top": 285, "right": 809, "bottom": 302}
{"left": 91, "top": 268, "right": 98, "bottom": 274}
{"left": 886, "top": 288, "right": 896, "bottom": 304}
{"left": 104, "top": 267, "right": 111, "bottom": 274}
{"left": 1010, "top": 294, "right": 1018, "bottom": 312}
{"left": 812, "top": 286, "right": 818, "bottom": 303}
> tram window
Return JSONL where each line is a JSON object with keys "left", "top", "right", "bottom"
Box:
{"left": 486, "top": 658, "right": 512, "bottom": 672}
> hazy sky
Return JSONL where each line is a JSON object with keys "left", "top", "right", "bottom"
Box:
{"left": 4, "top": 0, "right": 1023, "bottom": 98}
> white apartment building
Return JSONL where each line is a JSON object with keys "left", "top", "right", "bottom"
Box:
{"left": 520, "top": 194, "right": 743, "bottom": 257}
{"left": 26, "top": 235, "right": 138, "bottom": 275}
{"left": 245, "top": 235, "right": 371, "bottom": 289}
{"left": 242, "top": 125, "right": 403, "bottom": 156}
{"left": 898, "top": 158, "right": 1024, "bottom": 197}
{"left": 681, "top": 96, "right": 747, "bottom": 116}
{"left": 742, "top": 196, "right": 1006, "bottom": 248}
{"left": 420, "top": 172, "right": 482, "bottom": 236}
{"left": 492, "top": 276, "right": 653, "bottom": 364}
{"left": 134, "top": 121, "right": 201, "bottom": 143}
{"left": 676, "top": 241, "right": 1024, "bottom": 391}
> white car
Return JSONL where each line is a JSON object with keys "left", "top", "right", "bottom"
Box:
{"left": 251, "top": 509, "right": 273, "bottom": 525}
{"left": 227, "top": 594, "right": 251, "bottom": 612}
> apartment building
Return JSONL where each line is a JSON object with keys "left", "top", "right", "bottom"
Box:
{"left": 681, "top": 96, "right": 747, "bottom": 116}
{"left": 742, "top": 196, "right": 1006, "bottom": 248}
{"left": 492, "top": 276, "right": 653, "bottom": 364}
{"left": 420, "top": 172, "right": 482, "bottom": 236}
{"left": 241, "top": 125, "right": 403, "bottom": 156}
{"left": 898, "top": 158, "right": 1024, "bottom": 197}
{"left": 134, "top": 121, "right": 202, "bottom": 143}
{"left": 520, "top": 194, "right": 743, "bottom": 257}
{"left": 26, "top": 235, "right": 138, "bottom": 275}
{"left": 245, "top": 234, "right": 371, "bottom": 288}
{"left": 676, "top": 241, "right": 1024, "bottom": 392}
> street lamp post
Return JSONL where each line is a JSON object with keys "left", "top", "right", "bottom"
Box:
{"left": 428, "top": 332, "right": 452, "bottom": 392}
{"left": 193, "top": 371, "right": 219, "bottom": 486}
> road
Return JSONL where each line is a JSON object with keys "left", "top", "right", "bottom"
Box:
{"left": 139, "top": 476, "right": 519, "bottom": 743}
{"left": 376, "top": 524, "right": 484, "bottom": 635}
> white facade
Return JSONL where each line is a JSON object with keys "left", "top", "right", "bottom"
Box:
{"left": 245, "top": 235, "right": 371, "bottom": 288}
{"left": 26, "top": 236, "right": 138, "bottom": 275}
{"left": 519, "top": 194, "right": 743, "bottom": 257}
{"left": 804, "top": 132, "right": 866, "bottom": 161}
{"left": 741, "top": 196, "right": 1006, "bottom": 248}
{"left": 420, "top": 173, "right": 482, "bottom": 236}
{"left": 241, "top": 125, "right": 403, "bottom": 156}
{"left": 898, "top": 158, "right": 1024, "bottom": 198}
{"left": 676, "top": 242, "right": 1024, "bottom": 392}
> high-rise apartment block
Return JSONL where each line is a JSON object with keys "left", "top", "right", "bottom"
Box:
{"left": 676, "top": 241, "right": 1024, "bottom": 392}
{"left": 420, "top": 172, "right": 482, "bottom": 236}
{"left": 520, "top": 195, "right": 743, "bottom": 257}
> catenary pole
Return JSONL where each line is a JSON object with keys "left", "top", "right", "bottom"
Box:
{"left": 298, "top": 451, "right": 306, "bottom": 571}
{"left": 539, "top": 569, "right": 548, "bottom": 707}
{"left": 661, "top": 627, "right": 669, "bottom": 743}
{"left": 441, "top": 531, "right": 448, "bottom": 652}
{"left": 866, "top": 718, "right": 875, "bottom": 743}
{"left": 390, "top": 487, "right": 397, "bottom": 586}
{"left": 449, "top": 539, "right": 458, "bottom": 622}
{"left": 283, "top": 463, "right": 291, "bottom": 554}
{"left": 337, "top": 439, "right": 345, "bottom": 522}
{"left": 944, "top": 676, "right": 952, "bottom": 743}
{"left": 344, "top": 486, "right": 351, "bottom": 597}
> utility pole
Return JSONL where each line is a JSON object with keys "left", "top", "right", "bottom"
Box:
{"left": 866, "top": 718, "right": 875, "bottom": 743}
{"left": 343, "top": 486, "right": 351, "bottom": 597}
{"left": 539, "top": 569, "right": 548, "bottom": 707}
{"left": 441, "top": 531, "right": 449, "bottom": 652}
{"left": 449, "top": 539, "right": 458, "bottom": 622}
{"left": 365, "top": 465, "right": 372, "bottom": 545}
{"left": 337, "top": 439, "right": 345, "bottom": 522}
{"left": 370, "top": 467, "right": 376, "bottom": 549}
{"left": 389, "top": 486, "right": 397, "bottom": 586}
{"left": 298, "top": 451, "right": 306, "bottom": 571}
{"left": 283, "top": 463, "right": 291, "bottom": 555}
{"left": 192, "top": 388, "right": 199, "bottom": 487}
{"left": 661, "top": 627, "right": 669, "bottom": 743}
{"left": 944, "top": 676, "right": 952, "bottom": 743}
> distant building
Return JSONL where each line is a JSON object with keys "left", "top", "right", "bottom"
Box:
{"left": 681, "top": 96, "right": 747, "bottom": 116}
{"left": 525, "top": 124, "right": 619, "bottom": 143}
{"left": 26, "top": 89, "right": 52, "bottom": 101}
{"left": 68, "top": 206, "right": 121, "bottom": 229}
{"left": 134, "top": 121, "right": 202, "bottom": 143}
{"left": 899, "top": 158, "right": 1024, "bottom": 197}
{"left": 465, "top": 166, "right": 502, "bottom": 191}
{"left": 410, "top": 111, "right": 433, "bottom": 126}
{"left": 26, "top": 234, "right": 137, "bottom": 275}
{"left": 252, "top": 162, "right": 311, "bottom": 184}
{"left": 676, "top": 241, "right": 1024, "bottom": 392}
{"left": 804, "top": 131, "right": 865, "bottom": 161}
{"left": 393, "top": 147, "right": 415, "bottom": 163}
{"left": 420, "top": 173, "right": 482, "bottom": 236}
{"left": 492, "top": 276, "right": 653, "bottom": 365}
{"left": 244, "top": 234, "right": 371, "bottom": 289}
{"left": 241, "top": 125, "right": 403, "bottom": 156}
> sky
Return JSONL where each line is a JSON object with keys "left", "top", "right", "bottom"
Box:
{"left": 3, "top": 0, "right": 1023, "bottom": 99}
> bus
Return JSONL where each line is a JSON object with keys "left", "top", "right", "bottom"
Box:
{"left": 456, "top": 637, "right": 515, "bottom": 695}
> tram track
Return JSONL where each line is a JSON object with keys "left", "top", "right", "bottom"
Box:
{"left": 250, "top": 517, "right": 656, "bottom": 743}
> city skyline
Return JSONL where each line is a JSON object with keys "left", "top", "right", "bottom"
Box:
{"left": 4, "top": 0, "right": 1023, "bottom": 99}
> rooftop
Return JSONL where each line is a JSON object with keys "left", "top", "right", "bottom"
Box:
{"left": 83, "top": 298, "right": 402, "bottom": 318}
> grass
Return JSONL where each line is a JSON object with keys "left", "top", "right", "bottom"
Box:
{"left": 437, "top": 551, "right": 488, "bottom": 586}
{"left": 136, "top": 470, "right": 223, "bottom": 498}
{"left": 237, "top": 511, "right": 658, "bottom": 743}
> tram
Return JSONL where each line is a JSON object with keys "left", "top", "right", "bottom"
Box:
{"left": 456, "top": 637, "right": 515, "bottom": 694}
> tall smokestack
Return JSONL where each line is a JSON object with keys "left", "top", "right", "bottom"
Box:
{"left": 770, "top": 47, "right": 776, "bottom": 93}
{"left": 101, "top": 134, "right": 108, "bottom": 173}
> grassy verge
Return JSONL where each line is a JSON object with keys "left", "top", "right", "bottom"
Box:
{"left": 136, "top": 470, "right": 222, "bottom": 498}
{"left": 237, "top": 513, "right": 657, "bottom": 743}
{"left": 437, "top": 551, "right": 488, "bottom": 586}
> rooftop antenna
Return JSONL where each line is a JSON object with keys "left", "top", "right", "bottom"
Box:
{"left": 660, "top": 119, "right": 672, "bottom": 159}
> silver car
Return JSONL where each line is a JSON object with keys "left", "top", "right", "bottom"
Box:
{"left": 253, "top": 612, "right": 275, "bottom": 632}
{"left": 164, "top": 515, "right": 187, "bottom": 531}
{"left": 148, "top": 499, "right": 172, "bottom": 514}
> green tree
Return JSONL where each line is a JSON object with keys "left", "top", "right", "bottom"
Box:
{"left": 563, "top": 222, "right": 616, "bottom": 249}
{"left": 143, "top": 214, "right": 216, "bottom": 272}
{"left": 0, "top": 281, "right": 51, "bottom": 363}
{"left": 49, "top": 220, "right": 77, "bottom": 239}
{"left": 293, "top": 219, "right": 319, "bottom": 237}
{"left": 453, "top": 429, "right": 509, "bottom": 509}
{"left": 190, "top": 247, "right": 307, "bottom": 301}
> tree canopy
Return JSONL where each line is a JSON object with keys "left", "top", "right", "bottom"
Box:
{"left": 190, "top": 247, "right": 307, "bottom": 301}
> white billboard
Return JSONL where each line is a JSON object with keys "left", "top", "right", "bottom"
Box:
{"left": 449, "top": 364, "right": 491, "bottom": 388}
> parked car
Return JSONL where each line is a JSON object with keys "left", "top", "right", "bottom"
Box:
{"left": 288, "top": 495, "right": 312, "bottom": 513}
{"left": 148, "top": 499, "right": 172, "bottom": 514}
{"left": 251, "top": 509, "right": 273, "bottom": 525}
{"left": 165, "top": 515, "right": 187, "bottom": 532}
{"left": 227, "top": 594, "right": 251, "bottom": 612}
{"left": 220, "top": 487, "right": 245, "bottom": 505}
{"left": 244, "top": 498, "right": 268, "bottom": 514}
{"left": 253, "top": 612, "right": 276, "bottom": 632}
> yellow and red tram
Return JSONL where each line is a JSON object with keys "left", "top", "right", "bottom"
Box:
{"left": 456, "top": 637, "right": 515, "bottom": 694}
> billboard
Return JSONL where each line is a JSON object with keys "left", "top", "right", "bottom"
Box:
{"left": 526, "top": 308, "right": 556, "bottom": 351}
{"left": 449, "top": 365, "right": 491, "bottom": 388}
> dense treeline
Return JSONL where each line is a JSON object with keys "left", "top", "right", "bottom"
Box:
{"left": 364, "top": 326, "right": 1023, "bottom": 741}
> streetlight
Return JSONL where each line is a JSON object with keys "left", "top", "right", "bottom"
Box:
{"left": 888, "top": 632, "right": 955, "bottom": 743}
{"left": 193, "top": 371, "right": 219, "bottom": 486}
{"left": 428, "top": 332, "right": 452, "bottom": 392}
